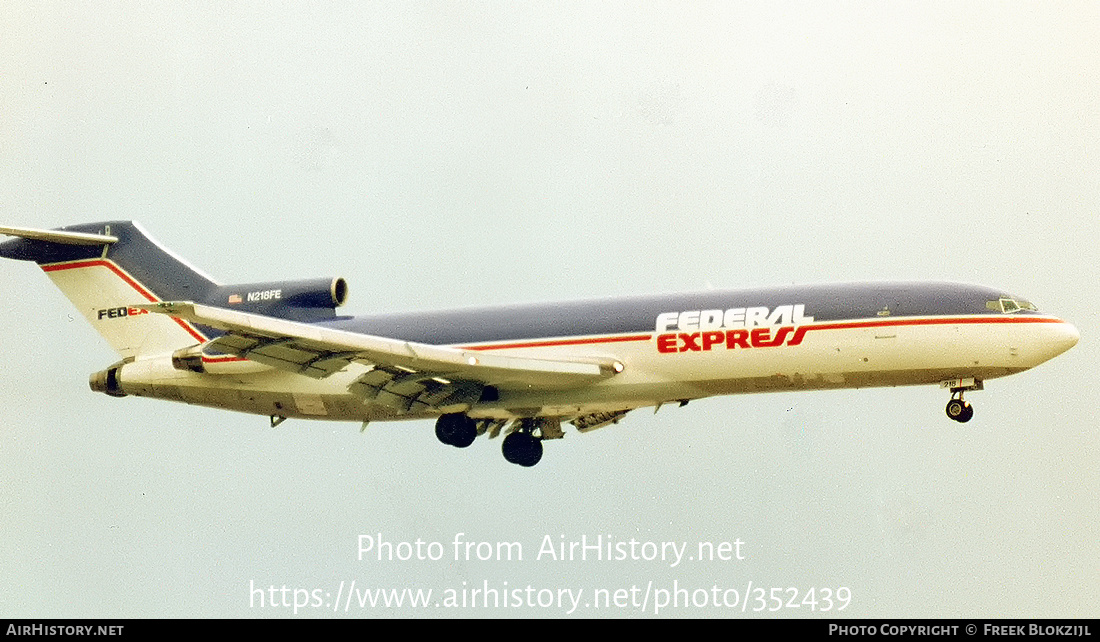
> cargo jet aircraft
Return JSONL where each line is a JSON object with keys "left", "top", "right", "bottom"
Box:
{"left": 0, "top": 222, "right": 1080, "bottom": 466}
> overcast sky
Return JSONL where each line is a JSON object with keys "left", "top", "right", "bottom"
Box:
{"left": 1, "top": 1, "right": 1097, "bottom": 618}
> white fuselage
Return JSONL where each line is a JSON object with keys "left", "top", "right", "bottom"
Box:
{"left": 110, "top": 312, "right": 1079, "bottom": 422}
{"left": 1, "top": 224, "right": 1080, "bottom": 466}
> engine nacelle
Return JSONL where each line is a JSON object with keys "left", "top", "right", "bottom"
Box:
{"left": 89, "top": 364, "right": 128, "bottom": 397}
{"left": 206, "top": 277, "right": 348, "bottom": 321}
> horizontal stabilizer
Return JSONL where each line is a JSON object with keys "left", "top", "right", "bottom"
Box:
{"left": 0, "top": 225, "right": 118, "bottom": 246}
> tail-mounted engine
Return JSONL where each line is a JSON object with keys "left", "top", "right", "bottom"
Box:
{"left": 89, "top": 363, "right": 128, "bottom": 397}
{"left": 206, "top": 277, "right": 348, "bottom": 322}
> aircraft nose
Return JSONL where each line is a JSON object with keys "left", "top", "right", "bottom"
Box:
{"left": 1045, "top": 319, "right": 1080, "bottom": 358}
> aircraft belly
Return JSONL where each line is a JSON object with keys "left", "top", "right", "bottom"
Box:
{"left": 113, "top": 357, "right": 372, "bottom": 421}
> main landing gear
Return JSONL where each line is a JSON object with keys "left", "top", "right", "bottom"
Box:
{"left": 501, "top": 430, "right": 543, "bottom": 468}
{"left": 435, "top": 413, "right": 476, "bottom": 448}
{"left": 434, "top": 413, "right": 545, "bottom": 467}
{"left": 942, "top": 378, "right": 982, "bottom": 423}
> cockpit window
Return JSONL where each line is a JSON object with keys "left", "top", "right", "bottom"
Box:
{"left": 986, "top": 297, "right": 1038, "bottom": 314}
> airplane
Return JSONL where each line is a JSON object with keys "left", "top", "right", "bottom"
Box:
{"left": 0, "top": 221, "right": 1080, "bottom": 467}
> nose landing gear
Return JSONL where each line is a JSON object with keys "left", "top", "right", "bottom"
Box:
{"left": 945, "top": 396, "right": 974, "bottom": 423}
{"left": 942, "top": 378, "right": 982, "bottom": 423}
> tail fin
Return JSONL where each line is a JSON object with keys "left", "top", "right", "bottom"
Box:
{"left": 0, "top": 221, "right": 218, "bottom": 358}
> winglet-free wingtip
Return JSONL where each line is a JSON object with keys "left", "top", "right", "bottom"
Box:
{"left": 0, "top": 225, "right": 118, "bottom": 246}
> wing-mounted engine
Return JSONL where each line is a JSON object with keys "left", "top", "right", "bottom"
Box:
{"left": 206, "top": 277, "right": 348, "bottom": 322}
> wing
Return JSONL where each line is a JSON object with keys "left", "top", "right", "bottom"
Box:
{"left": 137, "top": 301, "right": 622, "bottom": 414}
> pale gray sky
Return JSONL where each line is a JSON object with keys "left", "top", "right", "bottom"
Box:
{"left": 1, "top": 1, "right": 1097, "bottom": 618}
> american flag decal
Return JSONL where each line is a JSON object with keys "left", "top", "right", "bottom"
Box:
{"left": 228, "top": 294, "right": 242, "bottom": 304}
